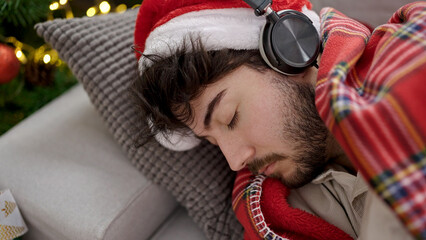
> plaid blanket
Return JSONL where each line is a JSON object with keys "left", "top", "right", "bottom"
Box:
{"left": 232, "top": 2, "right": 426, "bottom": 239}
{"left": 316, "top": 2, "right": 426, "bottom": 239}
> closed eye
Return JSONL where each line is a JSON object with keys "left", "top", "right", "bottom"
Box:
{"left": 227, "top": 110, "right": 239, "bottom": 130}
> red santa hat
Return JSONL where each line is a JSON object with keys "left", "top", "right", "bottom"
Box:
{"left": 134, "top": 0, "right": 320, "bottom": 151}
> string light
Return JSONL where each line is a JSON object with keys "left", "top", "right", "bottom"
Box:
{"left": 43, "top": 54, "right": 51, "bottom": 64}
{"left": 49, "top": 2, "right": 59, "bottom": 10}
{"left": 15, "top": 49, "right": 27, "bottom": 64}
{"left": 116, "top": 4, "right": 127, "bottom": 13}
{"left": 48, "top": 1, "right": 140, "bottom": 18}
{"left": 86, "top": 7, "right": 97, "bottom": 17}
{"left": 99, "top": 1, "right": 111, "bottom": 14}
{"left": 15, "top": 50, "right": 23, "bottom": 58}
{"left": 0, "top": 2, "right": 144, "bottom": 70}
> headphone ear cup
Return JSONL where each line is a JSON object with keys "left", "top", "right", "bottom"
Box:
{"left": 259, "top": 21, "right": 286, "bottom": 74}
{"left": 259, "top": 10, "right": 320, "bottom": 75}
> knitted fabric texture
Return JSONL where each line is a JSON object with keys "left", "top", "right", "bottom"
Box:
{"left": 35, "top": 9, "right": 243, "bottom": 239}
{"left": 316, "top": 3, "right": 426, "bottom": 239}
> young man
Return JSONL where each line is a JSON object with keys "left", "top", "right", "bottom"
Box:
{"left": 132, "top": 0, "right": 426, "bottom": 239}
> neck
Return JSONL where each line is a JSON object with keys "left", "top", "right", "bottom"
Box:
{"left": 326, "top": 133, "right": 357, "bottom": 174}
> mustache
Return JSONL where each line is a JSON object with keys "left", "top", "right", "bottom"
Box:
{"left": 247, "top": 153, "right": 287, "bottom": 174}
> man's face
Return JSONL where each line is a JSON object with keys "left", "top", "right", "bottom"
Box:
{"left": 186, "top": 65, "right": 330, "bottom": 188}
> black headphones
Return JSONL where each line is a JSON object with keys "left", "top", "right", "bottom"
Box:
{"left": 243, "top": 0, "right": 320, "bottom": 75}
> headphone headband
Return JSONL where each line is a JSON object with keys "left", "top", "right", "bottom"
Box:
{"left": 244, "top": 0, "right": 272, "bottom": 16}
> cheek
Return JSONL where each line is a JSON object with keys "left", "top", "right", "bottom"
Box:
{"left": 243, "top": 93, "right": 284, "bottom": 146}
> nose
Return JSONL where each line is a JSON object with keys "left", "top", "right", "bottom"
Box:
{"left": 217, "top": 138, "right": 255, "bottom": 171}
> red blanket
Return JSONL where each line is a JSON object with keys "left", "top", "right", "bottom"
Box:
{"left": 233, "top": 169, "right": 353, "bottom": 239}
{"left": 233, "top": 2, "right": 426, "bottom": 239}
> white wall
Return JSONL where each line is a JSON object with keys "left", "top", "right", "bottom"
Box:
{"left": 312, "top": 0, "right": 415, "bottom": 27}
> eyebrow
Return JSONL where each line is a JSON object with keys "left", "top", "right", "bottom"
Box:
{"left": 204, "top": 89, "right": 227, "bottom": 130}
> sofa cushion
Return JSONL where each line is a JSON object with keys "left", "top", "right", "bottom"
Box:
{"left": 35, "top": 9, "right": 242, "bottom": 240}
{"left": 0, "top": 85, "right": 179, "bottom": 240}
{"left": 150, "top": 207, "right": 206, "bottom": 240}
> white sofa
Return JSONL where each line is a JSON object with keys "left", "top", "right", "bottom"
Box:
{"left": 0, "top": 85, "right": 206, "bottom": 239}
{"left": 0, "top": 0, "right": 413, "bottom": 239}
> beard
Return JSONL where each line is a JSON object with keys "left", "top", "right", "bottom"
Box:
{"left": 247, "top": 72, "right": 330, "bottom": 188}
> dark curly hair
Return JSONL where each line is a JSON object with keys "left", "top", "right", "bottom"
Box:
{"left": 130, "top": 37, "right": 268, "bottom": 146}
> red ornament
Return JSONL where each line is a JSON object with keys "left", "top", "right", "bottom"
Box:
{"left": 0, "top": 44, "right": 21, "bottom": 84}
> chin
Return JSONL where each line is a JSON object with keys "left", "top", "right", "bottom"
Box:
{"left": 270, "top": 167, "right": 320, "bottom": 189}
{"left": 271, "top": 174, "right": 310, "bottom": 189}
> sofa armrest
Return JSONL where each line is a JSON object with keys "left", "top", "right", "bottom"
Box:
{"left": 0, "top": 84, "right": 178, "bottom": 240}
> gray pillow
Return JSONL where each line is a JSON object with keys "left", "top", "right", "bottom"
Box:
{"left": 35, "top": 9, "right": 243, "bottom": 240}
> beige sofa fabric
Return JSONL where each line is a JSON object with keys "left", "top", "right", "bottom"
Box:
{"left": 0, "top": 85, "right": 178, "bottom": 239}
